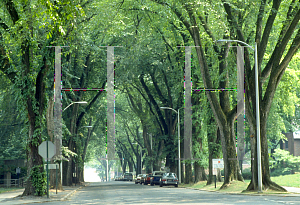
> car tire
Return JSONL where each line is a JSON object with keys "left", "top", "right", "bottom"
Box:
{"left": 175, "top": 184, "right": 178, "bottom": 187}
{"left": 160, "top": 183, "right": 163, "bottom": 187}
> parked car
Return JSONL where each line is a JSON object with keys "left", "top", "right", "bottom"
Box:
{"left": 150, "top": 171, "right": 166, "bottom": 186}
{"left": 144, "top": 174, "right": 152, "bottom": 185}
{"left": 159, "top": 172, "right": 178, "bottom": 187}
{"left": 135, "top": 174, "right": 144, "bottom": 184}
{"left": 140, "top": 174, "right": 147, "bottom": 184}
{"left": 123, "top": 172, "right": 133, "bottom": 181}
{"left": 114, "top": 176, "right": 120, "bottom": 181}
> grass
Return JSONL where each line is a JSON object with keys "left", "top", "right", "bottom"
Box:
{"left": 271, "top": 173, "right": 300, "bottom": 188}
{"left": 179, "top": 180, "right": 251, "bottom": 193}
{"left": 0, "top": 187, "right": 23, "bottom": 194}
{"left": 179, "top": 175, "right": 300, "bottom": 195}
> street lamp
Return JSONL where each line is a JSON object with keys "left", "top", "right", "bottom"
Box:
{"left": 132, "top": 143, "right": 142, "bottom": 174}
{"left": 63, "top": 101, "right": 88, "bottom": 112}
{"left": 79, "top": 125, "right": 93, "bottom": 129}
{"left": 160, "top": 106, "right": 183, "bottom": 184}
{"left": 217, "top": 39, "right": 262, "bottom": 192}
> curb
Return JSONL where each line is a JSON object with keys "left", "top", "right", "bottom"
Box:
{"left": 181, "top": 186, "right": 300, "bottom": 197}
{"left": 61, "top": 183, "right": 90, "bottom": 201}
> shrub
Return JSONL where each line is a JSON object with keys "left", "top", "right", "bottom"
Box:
{"left": 242, "top": 171, "right": 252, "bottom": 180}
{"left": 270, "top": 148, "right": 300, "bottom": 176}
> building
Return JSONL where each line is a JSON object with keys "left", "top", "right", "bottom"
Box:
{"left": 280, "top": 131, "right": 300, "bottom": 156}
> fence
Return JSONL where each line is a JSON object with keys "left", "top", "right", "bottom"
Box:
{"left": 0, "top": 178, "right": 26, "bottom": 188}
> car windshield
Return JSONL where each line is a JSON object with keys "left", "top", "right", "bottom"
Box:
{"left": 164, "top": 173, "right": 176, "bottom": 178}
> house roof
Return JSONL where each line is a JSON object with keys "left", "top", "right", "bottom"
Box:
{"left": 294, "top": 131, "right": 300, "bottom": 139}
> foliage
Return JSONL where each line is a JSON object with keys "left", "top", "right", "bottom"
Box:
{"left": 242, "top": 168, "right": 252, "bottom": 180}
{"left": 30, "top": 165, "right": 46, "bottom": 196}
{"left": 270, "top": 148, "right": 300, "bottom": 177}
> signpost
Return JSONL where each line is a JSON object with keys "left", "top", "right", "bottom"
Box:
{"left": 212, "top": 159, "right": 224, "bottom": 188}
{"left": 44, "top": 164, "right": 59, "bottom": 194}
{"left": 16, "top": 167, "right": 20, "bottom": 187}
{"left": 38, "top": 141, "right": 56, "bottom": 198}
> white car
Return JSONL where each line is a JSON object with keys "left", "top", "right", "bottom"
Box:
{"left": 159, "top": 172, "right": 178, "bottom": 187}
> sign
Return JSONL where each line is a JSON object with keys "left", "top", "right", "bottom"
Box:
{"left": 213, "top": 168, "right": 217, "bottom": 175}
{"left": 212, "top": 159, "right": 224, "bottom": 169}
{"left": 38, "top": 141, "right": 56, "bottom": 160}
{"left": 44, "top": 164, "right": 59, "bottom": 170}
{"left": 16, "top": 167, "right": 21, "bottom": 174}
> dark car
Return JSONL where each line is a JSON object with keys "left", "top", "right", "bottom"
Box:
{"left": 123, "top": 172, "right": 133, "bottom": 181}
{"left": 144, "top": 174, "right": 152, "bottom": 185}
{"left": 160, "top": 172, "right": 178, "bottom": 187}
{"left": 150, "top": 171, "right": 166, "bottom": 186}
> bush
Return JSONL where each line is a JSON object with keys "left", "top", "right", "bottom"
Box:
{"left": 270, "top": 148, "right": 300, "bottom": 176}
{"left": 242, "top": 168, "right": 252, "bottom": 180}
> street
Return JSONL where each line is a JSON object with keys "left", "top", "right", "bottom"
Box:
{"left": 30, "top": 181, "right": 300, "bottom": 205}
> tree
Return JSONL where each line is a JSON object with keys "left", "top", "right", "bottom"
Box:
{"left": 148, "top": 0, "right": 300, "bottom": 191}
{"left": 0, "top": 0, "right": 84, "bottom": 195}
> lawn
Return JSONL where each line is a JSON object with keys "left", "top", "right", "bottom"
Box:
{"left": 0, "top": 187, "right": 23, "bottom": 194}
{"left": 179, "top": 180, "right": 251, "bottom": 193}
{"left": 271, "top": 173, "right": 300, "bottom": 188}
{"left": 180, "top": 174, "right": 300, "bottom": 194}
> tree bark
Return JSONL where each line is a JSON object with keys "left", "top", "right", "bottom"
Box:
{"left": 194, "top": 162, "right": 207, "bottom": 182}
{"left": 184, "top": 162, "right": 193, "bottom": 184}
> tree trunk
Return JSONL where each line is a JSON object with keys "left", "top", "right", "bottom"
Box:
{"left": 246, "top": 118, "right": 286, "bottom": 191}
{"left": 22, "top": 124, "right": 44, "bottom": 195}
{"left": 122, "top": 159, "right": 127, "bottom": 173}
{"left": 153, "top": 159, "right": 162, "bottom": 171}
{"left": 128, "top": 161, "right": 133, "bottom": 172}
{"left": 77, "top": 163, "right": 84, "bottom": 183}
{"left": 184, "top": 162, "right": 193, "bottom": 184}
{"left": 66, "top": 141, "right": 74, "bottom": 186}
{"left": 220, "top": 121, "right": 244, "bottom": 189}
{"left": 194, "top": 162, "right": 207, "bottom": 182}
{"left": 181, "top": 162, "right": 185, "bottom": 183}
{"left": 22, "top": 44, "right": 49, "bottom": 196}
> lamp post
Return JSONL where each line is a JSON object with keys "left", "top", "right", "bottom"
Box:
{"left": 63, "top": 101, "right": 88, "bottom": 112}
{"left": 132, "top": 143, "right": 142, "bottom": 174}
{"left": 150, "top": 133, "right": 153, "bottom": 173}
{"left": 217, "top": 39, "right": 262, "bottom": 192}
{"left": 61, "top": 101, "right": 88, "bottom": 185}
{"left": 160, "top": 107, "right": 183, "bottom": 184}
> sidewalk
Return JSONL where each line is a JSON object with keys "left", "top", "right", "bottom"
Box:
{"left": 283, "top": 186, "right": 300, "bottom": 194}
{"left": 0, "top": 183, "right": 88, "bottom": 205}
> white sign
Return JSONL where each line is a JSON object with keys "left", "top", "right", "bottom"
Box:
{"left": 213, "top": 168, "right": 217, "bottom": 175}
{"left": 38, "top": 141, "right": 56, "bottom": 160}
{"left": 213, "top": 159, "right": 224, "bottom": 169}
{"left": 44, "top": 164, "right": 59, "bottom": 170}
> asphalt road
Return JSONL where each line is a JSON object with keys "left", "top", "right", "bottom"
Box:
{"left": 36, "top": 181, "right": 300, "bottom": 205}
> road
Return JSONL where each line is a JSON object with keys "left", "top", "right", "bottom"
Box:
{"left": 35, "top": 181, "right": 300, "bottom": 205}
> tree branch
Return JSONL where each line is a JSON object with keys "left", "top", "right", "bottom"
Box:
{"left": 258, "top": 0, "right": 281, "bottom": 70}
